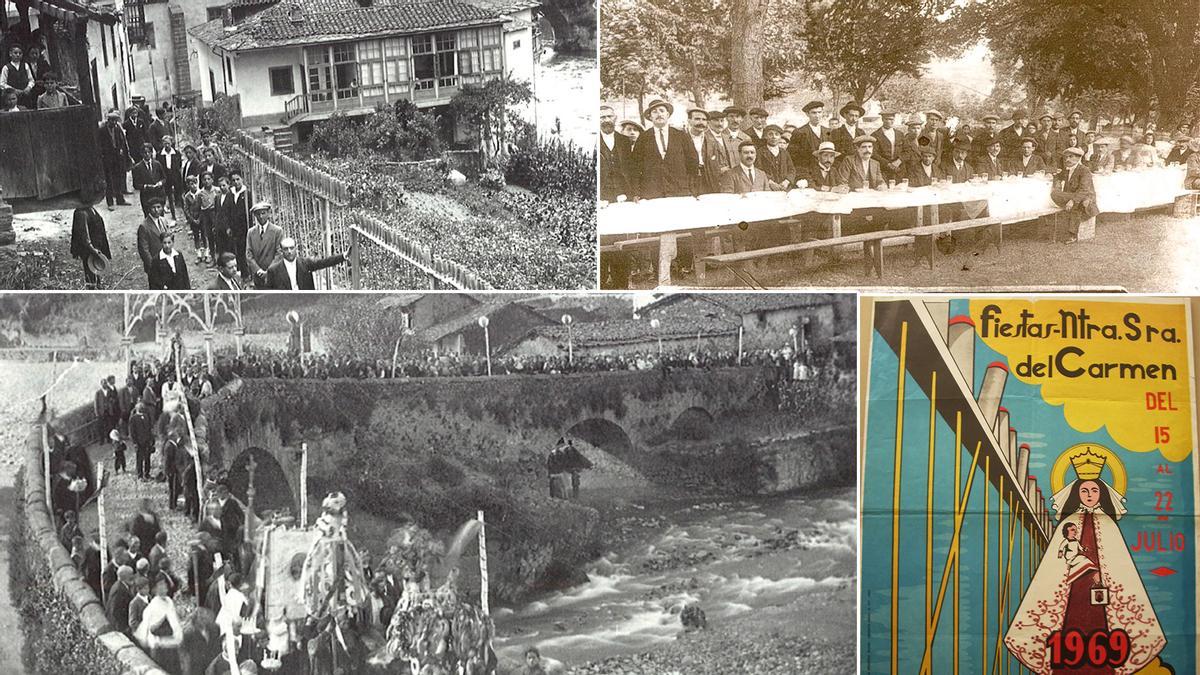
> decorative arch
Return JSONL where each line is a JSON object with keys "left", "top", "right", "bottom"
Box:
{"left": 121, "top": 292, "right": 245, "bottom": 370}
{"left": 226, "top": 447, "right": 297, "bottom": 518}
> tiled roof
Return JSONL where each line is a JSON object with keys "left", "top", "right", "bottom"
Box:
{"left": 645, "top": 293, "right": 837, "bottom": 317}
{"left": 190, "top": 0, "right": 503, "bottom": 51}
{"left": 521, "top": 316, "right": 738, "bottom": 348}
{"left": 418, "top": 301, "right": 549, "bottom": 342}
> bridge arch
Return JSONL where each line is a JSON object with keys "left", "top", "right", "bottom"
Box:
{"left": 562, "top": 417, "right": 634, "bottom": 463}
{"left": 668, "top": 406, "right": 715, "bottom": 441}
{"left": 226, "top": 447, "right": 297, "bottom": 518}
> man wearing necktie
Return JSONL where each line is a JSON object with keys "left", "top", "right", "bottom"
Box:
{"left": 209, "top": 252, "right": 243, "bottom": 290}
{"left": 630, "top": 98, "right": 696, "bottom": 199}
{"left": 136, "top": 199, "right": 171, "bottom": 289}
{"left": 131, "top": 142, "right": 166, "bottom": 217}
{"left": 1051, "top": 146, "right": 1099, "bottom": 244}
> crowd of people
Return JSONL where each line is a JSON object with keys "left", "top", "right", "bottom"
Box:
{"left": 71, "top": 98, "right": 347, "bottom": 291}
{"left": 600, "top": 100, "right": 1199, "bottom": 281}
{"left": 0, "top": 41, "right": 78, "bottom": 112}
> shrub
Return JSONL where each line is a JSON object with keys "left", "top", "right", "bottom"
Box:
{"left": 505, "top": 119, "right": 596, "bottom": 201}
{"left": 309, "top": 102, "right": 442, "bottom": 161}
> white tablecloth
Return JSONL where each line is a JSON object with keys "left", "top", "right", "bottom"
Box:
{"left": 598, "top": 165, "right": 1188, "bottom": 236}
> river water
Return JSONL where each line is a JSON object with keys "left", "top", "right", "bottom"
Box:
{"left": 534, "top": 52, "right": 596, "bottom": 151}
{"left": 491, "top": 486, "right": 857, "bottom": 667}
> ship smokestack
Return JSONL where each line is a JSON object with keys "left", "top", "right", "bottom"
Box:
{"left": 947, "top": 316, "right": 976, "bottom": 392}
{"left": 996, "top": 407, "right": 1010, "bottom": 466}
{"left": 977, "top": 361, "right": 1009, "bottom": 429}
{"left": 926, "top": 300, "right": 950, "bottom": 343}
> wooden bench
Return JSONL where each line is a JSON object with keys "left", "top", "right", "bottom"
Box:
{"left": 600, "top": 233, "right": 693, "bottom": 286}
{"left": 698, "top": 216, "right": 1002, "bottom": 280}
{"left": 1173, "top": 190, "right": 1200, "bottom": 219}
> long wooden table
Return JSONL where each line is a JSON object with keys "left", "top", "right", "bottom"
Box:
{"left": 599, "top": 166, "right": 1189, "bottom": 286}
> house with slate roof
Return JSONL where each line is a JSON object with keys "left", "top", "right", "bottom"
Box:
{"left": 187, "top": 0, "right": 538, "bottom": 132}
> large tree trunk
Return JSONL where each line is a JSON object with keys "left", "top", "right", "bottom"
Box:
{"left": 730, "top": 0, "right": 768, "bottom": 106}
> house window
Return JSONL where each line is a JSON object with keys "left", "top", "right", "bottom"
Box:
{"left": 306, "top": 46, "right": 334, "bottom": 102}
{"left": 207, "top": 7, "right": 224, "bottom": 21}
{"left": 512, "top": 39, "right": 520, "bottom": 50}
{"left": 141, "top": 22, "right": 156, "bottom": 49}
{"left": 100, "top": 22, "right": 109, "bottom": 66}
{"left": 382, "top": 37, "right": 410, "bottom": 97}
{"left": 268, "top": 66, "right": 294, "bottom": 96}
{"left": 110, "top": 25, "right": 118, "bottom": 60}
{"left": 331, "top": 43, "right": 357, "bottom": 100}
{"left": 356, "top": 39, "right": 384, "bottom": 100}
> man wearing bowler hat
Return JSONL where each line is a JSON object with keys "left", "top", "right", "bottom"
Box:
{"left": 831, "top": 101, "right": 865, "bottom": 157}
{"left": 1009, "top": 137, "right": 1046, "bottom": 176}
{"left": 1051, "top": 146, "right": 1099, "bottom": 243}
{"left": 631, "top": 98, "right": 697, "bottom": 199}
{"left": 834, "top": 135, "right": 886, "bottom": 190}
{"left": 978, "top": 137, "right": 1006, "bottom": 179}
{"left": 943, "top": 137, "right": 975, "bottom": 183}
{"left": 721, "top": 106, "right": 752, "bottom": 167}
{"left": 906, "top": 145, "right": 945, "bottom": 188}
{"left": 972, "top": 114, "right": 1003, "bottom": 167}
{"left": 789, "top": 100, "right": 829, "bottom": 175}
{"left": 872, "top": 111, "right": 904, "bottom": 182}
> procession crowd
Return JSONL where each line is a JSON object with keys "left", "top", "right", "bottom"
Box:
{"left": 72, "top": 99, "right": 347, "bottom": 291}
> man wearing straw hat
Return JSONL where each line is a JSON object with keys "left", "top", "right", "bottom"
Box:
{"left": 244, "top": 201, "right": 284, "bottom": 288}
{"left": 630, "top": 98, "right": 696, "bottom": 199}
{"left": 70, "top": 183, "right": 111, "bottom": 290}
{"left": 803, "top": 141, "right": 841, "bottom": 191}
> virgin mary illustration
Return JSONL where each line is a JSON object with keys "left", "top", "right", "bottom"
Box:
{"left": 1005, "top": 445, "right": 1166, "bottom": 674}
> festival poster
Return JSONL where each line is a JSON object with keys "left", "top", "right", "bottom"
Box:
{"left": 860, "top": 296, "right": 1198, "bottom": 674}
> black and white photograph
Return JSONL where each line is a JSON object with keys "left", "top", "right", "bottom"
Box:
{"left": 0, "top": 290, "right": 856, "bottom": 674}
{"left": 0, "top": 0, "right": 596, "bottom": 291}
{"left": 599, "top": 0, "right": 1200, "bottom": 291}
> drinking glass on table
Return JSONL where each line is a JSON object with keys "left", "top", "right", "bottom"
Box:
{"left": 900, "top": 178, "right": 910, "bottom": 190}
{"left": 888, "top": 179, "right": 896, "bottom": 190}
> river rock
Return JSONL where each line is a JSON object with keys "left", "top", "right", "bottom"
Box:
{"left": 680, "top": 604, "right": 707, "bottom": 631}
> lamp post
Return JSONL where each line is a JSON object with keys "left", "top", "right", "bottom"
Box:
{"left": 789, "top": 326, "right": 798, "bottom": 354}
{"left": 561, "top": 313, "right": 573, "bottom": 366}
{"left": 478, "top": 315, "right": 492, "bottom": 376}
{"left": 650, "top": 318, "right": 662, "bottom": 357}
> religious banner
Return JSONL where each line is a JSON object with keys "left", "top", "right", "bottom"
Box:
{"left": 860, "top": 296, "right": 1198, "bottom": 675}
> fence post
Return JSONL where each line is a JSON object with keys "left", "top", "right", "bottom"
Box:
{"left": 321, "top": 197, "right": 333, "bottom": 290}
{"left": 350, "top": 226, "right": 361, "bottom": 290}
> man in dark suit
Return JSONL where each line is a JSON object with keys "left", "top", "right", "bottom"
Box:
{"left": 136, "top": 199, "right": 170, "bottom": 289}
{"left": 227, "top": 171, "right": 252, "bottom": 281}
{"left": 684, "top": 108, "right": 729, "bottom": 194}
{"left": 599, "top": 105, "right": 633, "bottom": 201}
{"left": 1009, "top": 137, "right": 1047, "bottom": 176}
{"left": 831, "top": 102, "right": 865, "bottom": 157}
{"left": 128, "top": 401, "right": 154, "bottom": 479}
{"left": 721, "top": 106, "right": 752, "bottom": 168}
{"left": 131, "top": 142, "right": 167, "bottom": 217}
{"left": 157, "top": 135, "right": 184, "bottom": 219}
{"left": 907, "top": 146, "right": 946, "bottom": 187}
{"left": 266, "top": 237, "right": 347, "bottom": 290}
{"left": 834, "top": 136, "right": 886, "bottom": 190}
{"left": 1000, "top": 110, "right": 1033, "bottom": 163}
{"left": 105, "top": 566, "right": 136, "bottom": 634}
{"left": 98, "top": 109, "right": 131, "bottom": 209}
{"left": 631, "top": 99, "right": 697, "bottom": 199}
{"left": 744, "top": 107, "right": 769, "bottom": 150}
{"left": 721, "top": 141, "right": 783, "bottom": 193}
{"left": 757, "top": 125, "right": 796, "bottom": 189}
{"left": 977, "top": 137, "right": 1006, "bottom": 179}
{"left": 942, "top": 138, "right": 975, "bottom": 183}
{"left": 705, "top": 110, "right": 735, "bottom": 179}
{"left": 802, "top": 141, "right": 841, "bottom": 190}
{"left": 213, "top": 481, "right": 245, "bottom": 565}
{"left": 1051, "top": 147, "right": 1100, "bottom": 243}
{"left": 244, "top": 202, "right": 284, "bottom": 287}
{"left": 211, "top": 176, "right": 233, "bottom": 258}
{"left": 1034, "top": 113, "right": 1062, "bottom": 168}
{"left": 163, "top": 433, "right": 182, "bottom": 510}
{"left": 923, "top": 110, "right": 948, "bottom": 164}
{"left": 972, "top": 114, "right": 1003, "bottom": 168}
{"left": 789, "top": 100, "right": 829, "bottom": 177}
{"left": 872, "top": 111, "right": 904, "bottom": 183}
{"left": 899, "top": 117, "right": 926, "bottom": 167}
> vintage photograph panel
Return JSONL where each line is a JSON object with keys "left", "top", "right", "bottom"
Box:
{"left": 1, "top": 290, "right": 857, "bottom": 674}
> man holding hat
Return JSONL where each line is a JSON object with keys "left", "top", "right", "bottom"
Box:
{"left": 1051, "top": 146, "right": 1098, "bottom": 243}
{"left": 789, "top": 101, "right": 829, "bottom": 175}
{"left": 631, "top": 98, "right": 697, "bottom": 199}
{"left": 943, "top": 137, "right": 974, "bottom": 183}
{"left": 70, "top": 184, "right": 111, "bottom": 289}
{"left": 872, "top": 111, "right": 904, "bottom": 182}
{"left": 721, "top": 106, "right": 752, "bottom": 167}
{"left": 685, "top": 108, "right": 729, "bottom": 194}
{"left": 832, "top": 101, "right": 865, "bottom": 157}
{"left": 599, "top": 105, "right": 633, "bottom": 201}
{"left": 1009, "top": 137, "right": 1046, "bottom": 176}
{"left": 1000, "top": 110, "right": 1033, "bottom": 162}
{"left": 745, "top": 106, "right": 770, "bottom": 150}
{"left": 906, "top": 144, "right": 945, "bottom": 188}
{"left": 804, "top": 141, "right": 841, "bottom": 191}
{"left": 758, "top": 124, "right": 797, "bottom": 189}
{"left": 137, "top": 198, "right": 172, "bottom": 289}
{"left": 720, "top": 141, "right": 782, "bottom": 194}
{"left": 834, "top": 135, "right": 886, "bottom": 190}
{"left": 244, "top": 201, "right": 284, "bottom": 287}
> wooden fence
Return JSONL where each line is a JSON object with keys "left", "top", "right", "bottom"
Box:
{"left": 0, "top": 104, "right": 103, "bottom": 199}
{"left": 348, "top": 211, "right": 492, "bottom": 290}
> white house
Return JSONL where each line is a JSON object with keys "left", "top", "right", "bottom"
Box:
{"left": 187, "top": 0, "right": 539, "bottom": 135}
{"left": 123, "top": 0, "right": 230, "bottom": 110}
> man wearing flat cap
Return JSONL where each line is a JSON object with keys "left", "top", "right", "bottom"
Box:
{"left": 804, "top": 141, "right": 841, "bottom": 191}
{"left": 1051, "top": 146, "right": 1099, "bottom": 243}
{"left": 744, "top": 106, "right": 770, "bottom": 151}
{"left": 620, "top": 120, "right": 643, "bottom": 143}
{"left": 599, "top": 105, "right": 634, "bottom": 201}
{"left": 872, "top": 111, "right": 904, "bottom": 182}
{"left": 1009, "top": 137, "right": 1046, "bottom": 176}
{"left": 942, "top": 138, "right": 974, "bottom": 184}
{"left": 705, "top": 110, "right": 736, "bottom": 172}
{"left": 789, "top": 100, "right": 829, "bottom": 176}
{"left": 831, "top": 101, "right": 865, "bottom": 157}
{"left": 1035, "top": 113, "right": 1063, "bottom": 168}
{"left": 720, "top": 140, "right": 783, "bottom": 194}
{"left": 758, "top": 125, "right": 797, "bottom": 189}
{"left": 244, "top": 201, "right": 284, "bottom": 288}
{"left": 631, "top": 98, "right": 697, "bottom": 199}
{"left": 972, "top": 114, "right": 1003, "bottom": 168}
{"left": 685, "top": 108, "right": 729, "bottom": 194}
{"left": 136, "top": 198, "right": 172, "bottom": 289}
{"left": 906, "top": 145, "right": 946, "bottom": 187}
{"left": 721, "top": 106, "right": 753, "bottom": 168}
{"left": 834, "top": 135, "right": 886, "bottom": 190}
{"left": 923, "top": 110, "right": 948, "bottom": 164}
{"left": 1000, "top": 110, "right": 1032, "bottom": 163}
{"left": 99, "top": 108, "right": 132, "bottom": 209}
{"left": 900, "top": 116, "right": 927, "bottom": 167}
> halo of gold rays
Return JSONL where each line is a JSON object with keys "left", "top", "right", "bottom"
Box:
{"left": 1050, "top": 443, "right": 1127, "bottom": 496}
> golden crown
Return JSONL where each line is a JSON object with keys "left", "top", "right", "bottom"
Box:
{"left": 1070, "top": 447, "right": 1107, "bottom": 481}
